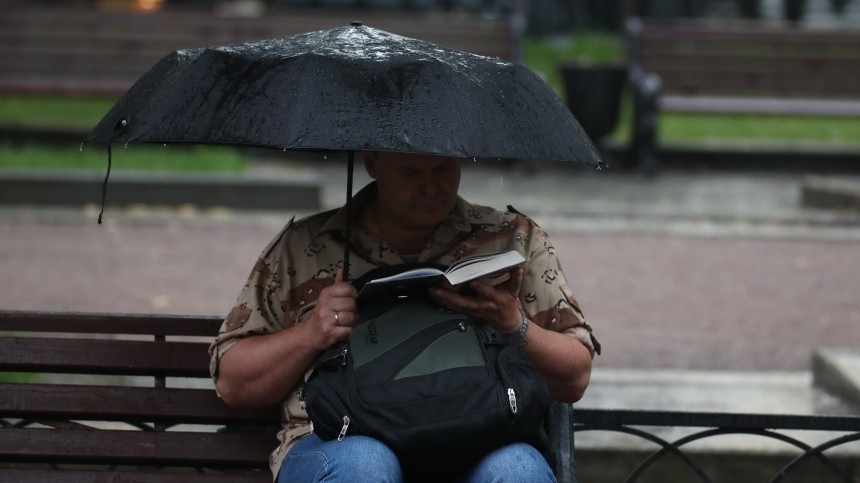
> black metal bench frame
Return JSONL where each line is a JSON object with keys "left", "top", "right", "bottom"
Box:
{"left": 572, "top": 408, "right": 860, "bottom": 482}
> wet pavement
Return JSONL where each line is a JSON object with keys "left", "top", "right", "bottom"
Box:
{"left": 1, "top": 156, "right": 859, "bottom": 416}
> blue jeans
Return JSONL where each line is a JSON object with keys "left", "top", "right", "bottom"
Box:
{"left": 277, "top": 433, "right": 556, "bottom": 483}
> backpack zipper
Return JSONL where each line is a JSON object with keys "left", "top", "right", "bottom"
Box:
{"left": 337, "top": 415, "right": 350, "bottom": 441}
{"left": 340, "top": 346, "right": 349, "bottom": 367}
{"left": 507, "top": 387, "right": 518, "bottom": 414}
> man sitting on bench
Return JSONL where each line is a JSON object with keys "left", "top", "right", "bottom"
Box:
{"left": 208, "top": 151, "right": 600, "bottom": 482}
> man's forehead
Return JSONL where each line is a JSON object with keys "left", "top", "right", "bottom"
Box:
{"left": 374, "top": 151, "right": 457, "bottom": 165}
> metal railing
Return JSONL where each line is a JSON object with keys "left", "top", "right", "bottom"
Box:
{"left": 572, "top": 409, "right": 860, "bottom": 483}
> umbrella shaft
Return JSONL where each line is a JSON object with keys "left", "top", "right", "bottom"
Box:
{"left": 343, "top": 151, "right": 354, "bottom": 281}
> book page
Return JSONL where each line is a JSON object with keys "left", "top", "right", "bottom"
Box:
{"left": 357, "top": 267, "right": 445, "bottom": 300}
{"left": 367, "top": 267, "right": 445, "bottom": 284}
{"left": 356, "top": 251, "right": 526, "bottom": 300}
{"left": 444, "top": 250, "right": 526, "bottom": 286}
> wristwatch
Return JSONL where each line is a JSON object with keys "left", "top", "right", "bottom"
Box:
{"left": 518, "top": 312, "right": 529, "bottom": 341}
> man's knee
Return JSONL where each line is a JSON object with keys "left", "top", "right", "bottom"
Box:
{"left": 336, "top": 436, "right": 402, "bottom": 480}
{"left": 279, "top": 434, "right": 403, "bottom": 483}
{"left": 466, "top": 443, "right": 555, "bottom": 483}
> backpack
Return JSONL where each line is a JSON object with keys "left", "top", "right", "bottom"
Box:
{"left": 303, "top": 267, "right": 551, "bottom": 478}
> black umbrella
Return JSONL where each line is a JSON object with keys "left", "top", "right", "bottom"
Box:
{"left": 85, "top": 22, "right": 603, "bottom": 277}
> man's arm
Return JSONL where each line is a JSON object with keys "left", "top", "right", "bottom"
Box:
{"left": 517, "top": 319, "right": 592, "bottom": 402}
{"left": 215, "top": 271, "right": 357, "bottom": 408}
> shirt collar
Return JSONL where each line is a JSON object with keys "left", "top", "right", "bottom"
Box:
{"left": 316, "top": 182, "right": 376, "bottom": 237}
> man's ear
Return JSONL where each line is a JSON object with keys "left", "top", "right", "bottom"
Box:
{"left": 363, "top": 150, "right": 378, "bottom": 179}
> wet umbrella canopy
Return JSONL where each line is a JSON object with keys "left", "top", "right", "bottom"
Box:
{"left": 85, "top": 22, "right": 603, "bottom": 275}
{"left": 85, "top": 22, "right": 601, "bottom": 165}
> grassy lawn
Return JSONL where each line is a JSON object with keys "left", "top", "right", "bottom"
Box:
{"left": 0, "top": 94, "right": 117, "bottom": 130}
{"left": 0, "top": 142, "right": 246, "bottom": 172}
{"left": 658, "top": 112, "right": 860, "bottom": 149}
{"left": 524, "top": 31, "right": 626, "bottom": 97}
{"left": 0, "top": 372, "right": 38, "bottom": 383}
{"left": 0, "top": 94, "right": 246, "bottom": 172}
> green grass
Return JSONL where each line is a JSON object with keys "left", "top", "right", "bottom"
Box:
{"left": 0, "top": 142, "right": 246, "bottom": 172}
{"left": 0, "top": 94, "right": 118, "bottom": 130}
{"left": 523, "top": 32, "right": 625, "bottom": 99}
{"left": 0, "top": 94, "right": 246, "bottom": 172}
{"left": 0, "top": 372, "right": 39, "bottom": 383}
{"left": 658, "top": 112, "right": 860, "bottom": 148}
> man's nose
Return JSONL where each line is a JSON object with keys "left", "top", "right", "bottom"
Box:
{"left": 418, "top": 173, "right": 440, "bottom": 195}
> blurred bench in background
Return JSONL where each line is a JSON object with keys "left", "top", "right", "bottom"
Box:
{"left": 0, "top": 6, "right": 517, "bottom": 97}
{"left": 626, "top": 18, "right": 860, "bottom": 172}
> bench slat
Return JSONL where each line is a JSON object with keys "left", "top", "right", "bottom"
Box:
{"left": 0, "top": 427, "right": 274, "bottom": 468}
{"left": 0, "top": 384, "right": 279, "bottom": 425}
{"left": 0, "top": 337, "right": 210, "bottom": 376}
{"left": 0, "top": 469, "right": 269, "bottom": 483}
{"left": 0, "top": 310, "right": 222, "bottom": 336}
{"left": 0, "top": 7, "right": 513, "bottom": 96}
{"left": 0, "top": 7, "right": 508, "bottom": 43}
{"left": 660, "top": 96, "right": 860, "bottom": 117}
{"left": 631, "top": 19, "right": 860, "bottom": 100}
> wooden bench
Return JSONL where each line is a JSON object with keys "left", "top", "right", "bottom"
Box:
{"left": 625, "top": 17, "right": 860, "bottom": 171}
{"left": 0, "top": 310, "right": 576, "bottom": 482}
{"left": 0, "top": 6, "right": 517, "bottom": 97}
{"left": 0, "top": 311, "right": 280, "bottom": 481}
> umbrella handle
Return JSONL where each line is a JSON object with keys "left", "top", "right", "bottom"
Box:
{"left": 342, "top": 151, "right": 354, "bottom": 281}
{"left": 97, "top": 144, "right": 113, "bottom": 225}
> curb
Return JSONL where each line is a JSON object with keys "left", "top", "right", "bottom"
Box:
{"left": 813, "top": 348, "right": 860, "bottom": 408}
{"left": 801, "top": 176, "right": 860, "bottom": 211}
{"left": 0, "top": 169, "right": 321, "bottom": 211}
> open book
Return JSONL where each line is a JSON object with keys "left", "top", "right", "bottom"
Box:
{"left": 357, "top": 250, "right": 527, "bottom": 300}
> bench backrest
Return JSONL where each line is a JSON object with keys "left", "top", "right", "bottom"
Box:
{"left": 0, "top": 311, "right": 278, "bottom": 481}
{"left": 627, "top": 18, "right": 860, "bottom": 99}
{"left": 0, "top": 7, "right": 515, "bottom": 97}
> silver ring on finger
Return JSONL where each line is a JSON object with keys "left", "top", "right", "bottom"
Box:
{"left": 334, "top": 311, "right": 340, "bottom": 325}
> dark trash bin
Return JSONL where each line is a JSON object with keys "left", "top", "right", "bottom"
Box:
{"left": 559, "top": 64, "right": 627, "bottom": 142}
{"left": 636, "top": 0, "right": 711, "bottom": 18}
{"left": 785, "top": 0, "right": 807, "bottom": 21}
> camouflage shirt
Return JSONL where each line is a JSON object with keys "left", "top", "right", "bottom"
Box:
{"left": 209, "top": 182, "right": 599, "bottom": 478}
